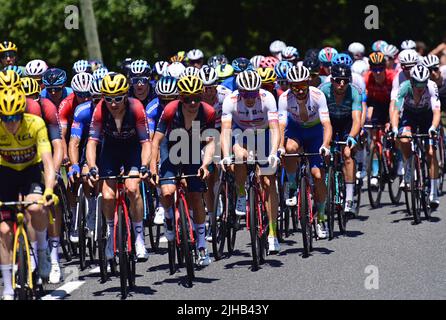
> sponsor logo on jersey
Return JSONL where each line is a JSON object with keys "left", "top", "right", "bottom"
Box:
{"left": 0, "top": 146, "right": 37, "bottom": 164}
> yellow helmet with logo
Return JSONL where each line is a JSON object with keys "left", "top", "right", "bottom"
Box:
{"left": 0, "top": 70, "right": 21, "bottom": 90}
{"left": 101, "top": 72, "right": 129, "bottom": 95}
{"left": 177, "top": 75, "right": 203, "bottom": 95}
{"left": 21, "top": 77, "right": 41, "bottom": 96}
{"left": 0, "top": 41, "right": 18, "bottom": 53}
{"left": 0, "top": 87, "right": 26, "bottom": 116}
{"left": 257, "top": 67, "right": 277, "bottom": 84}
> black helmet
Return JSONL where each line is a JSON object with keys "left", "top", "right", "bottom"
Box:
{"left": 331, "top": 63, "right": 351, "bottom": 79}
{"left": 303, "top": 57, "right": 321, "bottom": 74}
{"left": 304, "top": 48, "right": 320, "bottom": 59}
{"left": 121, "top": 58, "right": 133, "bottom": 76}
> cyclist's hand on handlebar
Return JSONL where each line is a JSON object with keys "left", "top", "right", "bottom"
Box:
{"left": 346, "top": 136, "right": 357, "bottom": 149}
{"left": 277, "top": 147, "right": 286, "bottom": 158}
{"left": 319, "top": 145, "right": 330, "bottom": 157}
{"left": 43, "top": 188, "right": 59, "bottom": 207}
{"left": 139, "top": 165, "right": 149, "bottom": 180}
{"left": 389, "top": 128, "right": 399, "bottom": 140}
{"left": 268, "top": 153, "right": 280, "bottom": 168}
{"left": 68, "top": 164, "right": 81, "bottom": 184}
{"left": 62, "top": 157, "right": 71, "bottom": 167}
{"left": 384, "top": 123, "right": 391, "bottom": 133}
{"left": 88, "top": 166, "right": 99, "bottom": 182}
{"left": 198, "top": 166, "right": 209, "bottom": 180}
{"left": 149, "top": 173, "right": 159, "bottom": 187}
{"left": 429, "top": 126, "right": 438, "bottom": 138}
{"left": 220, "top": 156, "right": 232, "bottom": 172}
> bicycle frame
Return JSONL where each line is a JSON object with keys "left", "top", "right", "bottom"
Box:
{"left": 245, "top": 162, "right": 268, "bottom": 239}
{"left": 173, "top": 184, "right": 195, "bottom": 248}
{"left": 12, "top": 212, "right": 33, "bottom": 290}
{"left": 113, "top": 179, "right": 132, "bottom": 255}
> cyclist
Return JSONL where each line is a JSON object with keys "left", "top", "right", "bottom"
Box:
{"left": 187, "top": 49, "right": 205, "bottom": 69}
{"left": 372, "top": 40, "right": 389, "bottom": 53}
{"left": 73, "top": 60, "right": 92, "bottom": 74}
{"left": 149, "top": 75, "right": 216, "bottom": 266}
{"left": 216, "top": 63, "right": 234, "bottom": 84}
{"left": 167, "top": 62, "right": 186, "bottom": 79}
{"left": 319, "top": 63, "right": 362, "bottom": 216}
{"left": 278, "top": 65, "right": 332, "bottom": 239}
{"left": 257, "top": 67, "right": 279, "bottom": 100}
{"left": 221, "top": 58, "right": 253, "bottom": 91}
{"left": 269, "top": 40, "right": 287, "bottom": 61}
{"left": 381, "top": 44, "right": 399, "bottom": 70}
{"left": 152, "top": 61, "right": 169, "bottom": 81}
{"left": 87, "top": 73, "right": 150, "bottom": 261}
{"left": 220, "top": 70, "right": 281, "bottom": 252}
{"left": 0, "top": 87, "right": 58, "bottom": 299}
{"left": 25, "top": 59, "right": 48, "bottom": 87}
{"left": 41, "top": 68, "right": 73, "bottom": 108}
{"left": 303, "top": 57, "right": 324, "bottom": 87}
{"left": 251, "top": 55, "right": 265, "bottom": 69}
{"left": 422, "top": 55, "right": 446, "bottom": 112}
{"left": 129, "top": 60, "right": 155, "bottom": 106}
{"left": 401, "top": 40, "right": 417, "bottom": 51}
{"left": 348, "top": 42, "right": 366, "bottom": 62}
{"left": 0, "top": 41, "right": 18, "bottom": 68}
{"left": 391, "top": 65, "right": 441, "bottom": 208}
{"left": 318, "top": 47, "right": 338, "bottom": 76}
{"left": 0, "top": 69, "right": 21, "bottom": 90}
{"left": 282, "top": 46, "right": 299, "bottom": 65}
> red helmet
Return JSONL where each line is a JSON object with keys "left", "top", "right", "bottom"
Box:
{"left": 259, "top": 56, "right": 279, "bottom": 69}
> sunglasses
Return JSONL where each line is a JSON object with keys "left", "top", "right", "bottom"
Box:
{"left": 189, "top": 59, "right": 203, "bottom": 64}
{"left": 47, "top": 86, "right": 63, "bottom": 93}
{"left": 429, "top": 67, "right": 440, "bottom": 72}
{"left": 131, "top": 77, "right": 150, "bottom": 85}
{"left": 402, "top": 64, "right": 415, "bottom": 71}
{"left": 75, "top": 91, "right": 92, "bottom": 99}
{"left": 332, "top": 77, "right": 350, "bottom": 84}
{"left": 412, "top": 81, "right": 427, "bottom": 88}
{"left": 1, "top": 114, "right": 22, "bottom": 123}
{"left": 181, "top": 95, "right": 201, "bottom": 104}
{"left": 1, "top": 52, "right": 16, "bottom": 59}
{"left": 204, "top": 85, "right": 218, "bottom": 92}
{"left": 277, "top": 80, "right": 288, "bottom": 86}
{"left": 371, "top": 67, "right": 385, "bottom": 73}
{"left": 239, "top": 90, "right": 259, "bottom": 99}
{"left": 290, "top": 83, "right": 309, "bottom": 91}
{"left": 104, "top": 95, "right": 126, "bottom": 103}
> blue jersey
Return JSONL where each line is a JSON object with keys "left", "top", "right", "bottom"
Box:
{"left": 221, "top": 76, "right": 236, "bottom": 91}
{"left": 71, "top": 101, "right": 95, "bottom": 141}
{"left": 40, "top": 87, "right": 73, "bottom": 101}
{"left": 146, "top": 98, "right": 165, "bottom": 134}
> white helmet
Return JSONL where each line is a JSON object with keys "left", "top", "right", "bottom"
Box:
{"left": 282, "top": 46, "right": 299, "bottom": 61}
{"left": 71, "top": 72, "right": 94, "bottom": 93}
{"left": 421, "top": 55, "right": 440, "bottom": 69}
{"left": 154, "top": 61, "right": 169, "bottom": 76}
{"left": 89, "top": 78, "right": 102, "bottom": 96}
{"left": 250, "top": 55, "right": 265, "bottom": 69}
{"left": 129, "top": 60, "right": 151, "bottom": 76}
{"left": 92, "top": 67, "right": 109, "bottom": 81}
{"left": 167, "top": 62, "right": 186, "bottom": 79}
{"left": 236, "top": 70, "right": 262, "bottom": 91}
{"left": 399, "top": 49, "right": 419, "bottom": 66}
{"left": 187, "top": 49, "right": 204, "bottom": 61}
{"left": 381, "top": 44, "right": 399, "bottom": 58}
{"left": 287, "top": 65, "right": 310, "bottom": 82}
{"left": 348, "top": 42, "right": 365, "bottom": 55}
{"left": 269, "top": 40, "right": 287, "bottom": 54}
{"left": 72, "top": 60, "right": 91, "bottom": 74}
{"left": 25, "top": 59, "right": 48, "bottom": 77}
{"left": 351, "top": 60, "right": 369, "bottom": 76}
{"left": 401, "top": 40, "right": 416, "bottom": 50}
{"left": 410, "top": 65, "right": 430, "bottom": 82}
{"left": 180, "top": 66, "right": 200, "bottom": 79}
{"left": 198, "top": 66, "right": 218, "bottom": 85}
{"left": 155, "top": 76, "right": 178, "bottom": 96}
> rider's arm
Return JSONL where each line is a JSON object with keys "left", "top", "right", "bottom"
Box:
{"left": 349, "top": 87, "right": 363, "bottom": 138}
{"left": 277, "top": 95, "right": 288, "bottom": 150}
{"left": 265, "top": 92, "right": 279, "bottom": 154}
{"left": 220, "top": 95, "right": 234, "bottom": 159}
{"left": 86, "top": 105, "right": 102, "bottom": 170}
{"left": 149, "top": 132, "right": 164, "bottom": 174}
{"left": 429, "top": 82, "right": 442, "bottom": 129}
{"left": 317, "top": 91, "right": 332, "bottom": 147}
{"left": 36, "top": 123, "right": 56, "bottom": 190}
{"left": 58, "top": 98, "right": 72, "bottom": 163}
{"left": 135, "top": 105, "right": 151, "bottom": 167}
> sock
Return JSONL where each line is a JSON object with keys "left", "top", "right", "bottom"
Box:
{"left": 49, "top": 237, "right": 60, "bottom": 263}
{"left": 106, "top": 219, "right": 114, "bottom": 237}
{"left": 195, "top": 223, "right": 206, "bottom": 250}
{"left": 431, "top": 178, "right": 439, "bottom": 196}
{"left": 238, "top": 184, "right": 246, "bottom": 197}
{"left": 30, "top": 241, "right": 38, "bottom": 271}
{"left": 87, "top": 197, "right": 96, "bottom": 215}
{"left": 132, "top": 221, "right": 144, "bottom": 245}
{"left": 346, "top": 183, "right": 355, "bottom": 202}
{"left": 269, "top": 220, "right": 277, "bottom": 237}
{"left": 317, "top": 202, "right": 326, "bottom": 221}
{"left": 36, "top": 230, "right": 48, "bottom": 250}
{"left": 286, "top": 172, "right": 297, "bottom": 189}
{"left": 372, "top": 158, "right": 379, "bottom": 176}
{"left": 0, "top": 265, "right": 14, "bottom": 297}
{"left": 165, "top": 207, "right": 174, "bottom": 220}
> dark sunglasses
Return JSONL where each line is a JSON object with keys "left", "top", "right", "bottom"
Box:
{"left": 104, "top": 95, "right": 126, "bottom": 103}
{"left": 371, "top": 67, "right": 385, "bottom": 73}
{"left": 1, "top": 52, "right": 16, "bottom": 59}
{"left": 402, "top": 64, "right": 415, "bottom": 71}
{"left": 412, "top": 80, "right": 427, "bottom": 88}
{"left": 429, "top": 67, "right": 440, "bottom": 72}
{"left": 47, "top": 86, "right": 63, "bottom": 93}
{"left": 75, "top": 91, "right": 92, "bottom": 99}
{"left": 189, "top": 59, "right": 203, "bottom": 64}
{"left": 290, "top": 83, "right": 309, "bottom": 91}
{"left": 277, "top": 80, "right": 288, "bottom": 86}
{"left": 204, "top": 85, "right": 218, "bottom": 92}
{"left": 131, "top": 77, "right": 150, "bottom": 85}
{"left": 181, "top": 95, "right": 201, "bottom": 104}
{"left": 332, "top": 77, "right": 350, "bottom": 84}
{"left": 1, "top": 114, "right": 22, "bottom": 123}
{"left": 239, "top": 90, "right": 259, "bottom": 99}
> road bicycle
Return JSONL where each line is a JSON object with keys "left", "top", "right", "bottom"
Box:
{"left": 140, "top": 181, "right": 161, "bottom": 252}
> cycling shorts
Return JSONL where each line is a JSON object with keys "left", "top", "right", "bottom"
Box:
{"left": 98, "top": 140, "right": 141, "bottom": 176}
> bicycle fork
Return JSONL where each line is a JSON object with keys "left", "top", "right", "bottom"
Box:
{"left": 12, "top": 213, "right": 33, "bottom": 290}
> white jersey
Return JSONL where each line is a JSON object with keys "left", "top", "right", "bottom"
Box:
{"left": 278, "top": 87, "right": 330, "bottom": 128}
{"left": 391, "top": 69, "right": 409, "bottom": 101}
{"left": 441, "top": 65, "right": 446, "bottom": 80}
{"left": 213, "top": 85, "right": 232, "bottom": 128}
{"left": 324, "top": 73, "right": 366, "bottom": 94}
{"left": 221, "top": 89, "right": 278, "bottom": 130}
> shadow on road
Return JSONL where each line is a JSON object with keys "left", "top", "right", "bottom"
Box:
{"left": 152, "top": 276, "right": 219, "bottom": 288}
{"left": 92, "top": 285, "right": 157, "bottom": 298}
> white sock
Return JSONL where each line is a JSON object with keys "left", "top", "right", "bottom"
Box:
{"left": 132, "top": 221, "right": 144, "bottom": 245}
{"left": 36, "top": 230, "right": 48, "bottom": 250}
{"left": 346, "top": 183, "right": 354, "bottom": 202}
{"left": 0, "top": 265, "right": 14, "bottom": 297}
{"left": 30, "top": 241, "right": 38, "bottom": 271}
{"left": 195, "top": 223, "right": 206, "bottom": 250}
{"left": 431, "top": 178, "right": 439, "bottom": 196}
{"left": 49, "top": 237, "right": 60, "bottom": 263}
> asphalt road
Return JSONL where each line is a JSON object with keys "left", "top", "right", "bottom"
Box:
{"left": 7, "top": 186, "right": 446, "bottom": 300}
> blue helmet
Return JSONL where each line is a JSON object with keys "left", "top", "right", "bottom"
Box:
{"left": 42, "top": 68, "right": 67, "bottom": 87}
{"left": 332, "top": 53, "right": 353, "bottom": 67}
{"left": 372, "top": 40, "right": 388, "bottom": 52}
{"left": 318, "top": 47, "right": 338, "bottom": 66}
{"left": 231, "top": 57, "right": 253, "bottom": 73}
{"left": 3, "top": 65, "right": 24, "bottom": 76}
{"left": 155, "top": 76, "right": 178, "bottom": 96}
{"left": 274, "top": 61, "right": 293, "bottom": 79}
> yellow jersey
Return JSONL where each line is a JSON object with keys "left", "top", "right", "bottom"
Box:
{"left": 0, "top": 113, "right": 52, "bottom": 171}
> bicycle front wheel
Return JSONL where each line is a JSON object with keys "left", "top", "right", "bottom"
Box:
{"left": 326, "top": 167, "right": 335, "bottom": 240}
{"left": 410, "top": 155, "right": 422, "bottom": 224}
{"left": 117, "top": 204, "right": 129, "bottom": 299}
{"left": 367, "top": 146, "right": 383, "bottom": 208}
{"left": 248, "top": 185, "right": 260, "bottom": 271}
{"left": 299, "top": 176, "right": 313, "bottom": 258}
{"left": 178, "top": 197, "right": 195, "bottom": 287}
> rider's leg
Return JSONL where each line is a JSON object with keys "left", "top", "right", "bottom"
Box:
{"left": 343, "top": 145, "right": 356, "bottom": 206}
{"left": 0, "top": 221, "right": 14, "bottom": 297}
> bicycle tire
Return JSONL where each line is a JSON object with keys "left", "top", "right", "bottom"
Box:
{"left": 326, "top": 166, "right": 335, "bottom": 240}
{"left": 167, "top": 240, "right": 176, "bottom": 275}
{"left": 420, "top": 160, "right": 431, "bottom": 220}
{"left": 117, "top": 204, "right": 129, "bottom": 299}
{"left": 178, "top": 197, "right": 195, "bottom": 287}
{"left": 410, "top": 155, "right": 422, "bottom": 224}
{"left": 128, "top": 225, "right": 136, "bottom": 290}
{"left": 277, "top": 175, "right": 286, "bottom": 242}
{"left": 336, "top": 171, "right": 347, "bottom": 233}
{"left": 248, "top": 185, "right": 260, "bottom": 271}
{"left": 367, "top": 146, "right": 383, "bottom": 208}
{"left": 211, "top": 179, "right": 224, "bottom": 260}
{"left": 258, "top": 190, "right": 267, "bottom": 264}
{"left": 146, "top": 186, "right": 161, "bottom": 252}
{"left": 16, "top": 234, "right": 29, "bottom": 300}
{"left": 299, "top": 176, "right": 312, "bottom": 257}
{"left": 57, "top": 183, "right": 73, "bottom": 262}
{"left": 388, "top": 149, "right": 403, "bottom": 204}
{"left": 77, "top": 188, "right": 87, "bottom": 270}
{"left": 226, "top": 184, "right": 238, "bottom": 255}
{"left": 96, "top": 195, "right": 108, "bottom": 283}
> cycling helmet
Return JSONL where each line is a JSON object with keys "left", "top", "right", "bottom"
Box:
{"left": 89, "top": 78, "right": 102, "bottom": 97}
{"left": 4, "top": 65, "right": 23, "bottom": 77}
{"left": 398, "top": 49, "right": 419, "bottom": 66}
{"left": 187, "top": 49, "right": 204, "bottom": 61}
{"left": 207, "top": 55, "right": 220, "bottom": 69}
{"left": 348, "top": 42, "right": 365, "bottom": 55}
{"left": 153, "top": 61, "right": 169, "bottom": 77}
{"left": 302, "top": 57, "right": 321, "bottom": 74}
{"left": 170, "top": 53, "right": 185, "bottom": 63}
{"left": 42, "top": 68, "right": 67, "bottom": 87}
{"left": 381, "top": 44, "right": 399, "bottom": 59}
{"left": 410, "top": 65, "right": 430, "bottom": 82}
{"left": 421, "top": 55, "right": 440, "bottom": 69}
{"left": 401, "top": 40, "right": 416, "bottom": 50}
{"left": 318, "top": 47, "right": 338, "bottom": 66}
{"left": 287, "top": 65, "right": 310, "bottom": 82}
{"left": 250, "top": 55, "right": 265, "bottom": 69}
{"left": 259, "top": 56, "right": 279, "bottom": 69}
{"left": 71, "top": 72, "right": 94, "bottom": 93}
{"left": 0, "top": 41, "right": 17, "bottom": 53}
{"left": 25, "top": 59, "right": 48, "bottom": 77}
{"left": 269, "top": 40, "right": 287, "bottom": 54}
{"left": 304, "top": 49, "right": 320, "bottom": 59}
{"left": 0, "top": 70, "right": 21, "bottom": 89}
{"left": 368, "top": 52, "right": 386, "bottom": 66}
{"left": 232, "top": 58, "right": 253, "bottom": 73}
{"left": 121, "top": 58, "right": 133, "bottom": 74}
{"left": 351, "top": 60, "right": 369, "bottom": 75}
{"left": 236, "top": 70, "right": 262, "bottom": 91}
{"left": 129, "top": 60, "right": 151, "bottom": 77}
{"left": 198, "top": 66, "right": 218, "bottom": 85}
{"left": 0, "top": 87, "right": 26, "bottom": 116}
{"left": 282, "top": 46, "right": 299, "bottom": 62}
{"left": 257, "top": 67, "right": 277, "bottom": 84}
{"left": 155, "top": 76, "right": 178, "bottom": 96}
{"left": 274, "top": 61, "right": 293, "bottom": 79}
{"left": 73, "top": 60, "right": 91, "bottom": 74}
{"left": 89, "top": 60, "right": 104, "bottom": 72}
{"left": 167, "top": 62, "right": 186, "bottom": 79}
{"left": 92, "top": 67, "right": 109, "bottom": 81}
{"left": 332, "top": 53, "right": 353, "bottom": 67}
{"left": 331, "top": 63, "right": 352, "bottom": 79}
{"left": 101, "top": 72, "right": 129, "bottom": 95}
{"left": 372, "top": 40, "right": 388, "bottom": 52}
{"left": 216, "top": 64, "right": 234, "bottom": 79}
{"left": 177, "top": 75, "right": 203, "bottom": 95}
{"left": 180, "top": 66, "right": 200, "bottom": 79}
{"left": 21, "top": 77, "right": 41, "bottom": 96}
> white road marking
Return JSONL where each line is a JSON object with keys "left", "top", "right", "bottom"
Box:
{"left": 42, "top": 281, "right": 85, "bottom": 300}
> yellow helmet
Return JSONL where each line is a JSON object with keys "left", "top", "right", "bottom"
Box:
{"left": 257, "top": 67, "right": 277, "bottom": 84}
{"left": 177, "top": 75, "right": 203, "bottom": 95}
{"left": 101, "top": 72, "right": 129, "bottom": 95}
{"left": 0, "top": 41, "right": 18, "bottom": 53}
{"left": 0, "top": 70, "right": 22, "bottom": 89}
{"left": 170, "top": 51, "right": 185, "bottom": 63}
{"left": 216, "top": 64, "right": 234, "bottom": 79}
{"left": 21, "top": 77, "right": 41, "bottom": 96}
{"left": 0, "top": 87, "right": 26, "bottom": 116}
